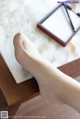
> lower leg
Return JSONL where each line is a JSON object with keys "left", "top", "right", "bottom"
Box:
{"left": 13, "top": 33, "right": 80, "bottom": 112}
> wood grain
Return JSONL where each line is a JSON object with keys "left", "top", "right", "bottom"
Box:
{"left": 0, "top": 88, "right": 8, "bottom": 110}
{"left": 0, "top": 55, "right": 39, "bottom": 106}
{"left": 0, "top": 53, "right": 80, "bottom": 117}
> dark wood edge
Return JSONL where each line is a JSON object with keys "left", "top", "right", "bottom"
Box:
{"left": 0, "top": 88, "right": 8, "bottom": 111}
{"left": 37, "top": 24, "right": 66, "bottom": 46}
{"left": 58, "top": 58, "right": 80, "bottom": 78}
{"left": 0, "top": 53, "right": 80, "bottom": 106}
{"left": 0, "top": 54, "right": 39, "bottom": 106}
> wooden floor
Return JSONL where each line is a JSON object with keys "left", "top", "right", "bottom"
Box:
{"left": 14, "top": 94, "right": 80, "bottom": 119}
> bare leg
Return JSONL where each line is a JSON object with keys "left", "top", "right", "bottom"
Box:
{"left": 13, "top": 33, "right": 80, "bottom": 112}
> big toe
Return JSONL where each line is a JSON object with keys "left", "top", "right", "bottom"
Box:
{"left": 13, "top": 33, "right": 23, "bottom": 51}
{"left": 13, "top": 33, "right": 25, "bottom": 62}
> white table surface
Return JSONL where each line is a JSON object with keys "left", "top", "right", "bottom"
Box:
{"left": 0, "top": 0, "right": 80, "bottom": 83}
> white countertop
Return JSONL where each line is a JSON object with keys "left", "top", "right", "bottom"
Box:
{"left": 0, "top": 0, "right": 80, "bottom": 83}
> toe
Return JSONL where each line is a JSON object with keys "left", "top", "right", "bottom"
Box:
{"left": 13, "top": 32, "right": 23, "bottom": 48}
{"left": 13, "top": 32, "right": 29, "bottom": 49}
{"left": 13, "top": 33, "right": 24, "bottom": 62}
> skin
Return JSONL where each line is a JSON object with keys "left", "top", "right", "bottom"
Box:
{"left": 13, "top": 33, "right": 80, "bottom": 113}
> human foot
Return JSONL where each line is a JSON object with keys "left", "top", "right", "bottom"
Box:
{"left": 13, "top": 33, "right": 42, "bottom": 73}
{"left": 13, "top": 33, "right": 40, "bottom": 63}
{"left": 13, "top": 33, "right": 64, "bottom": 106}
{"left": 13, "top": 33, "right": 80, "bottom": 112}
